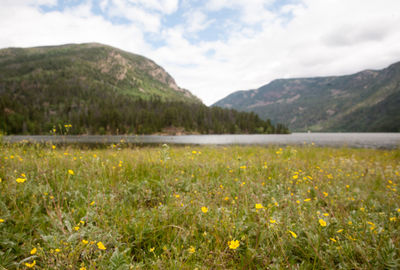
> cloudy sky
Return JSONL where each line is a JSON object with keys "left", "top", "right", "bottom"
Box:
{"left": 1, "top": 0, "right": 400, "bottom": 105}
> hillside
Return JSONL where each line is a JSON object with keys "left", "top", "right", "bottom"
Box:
{"left": 0, "top": 43, "right": 200, "bottom": 103}
{"left": 213, "top": 62, "right": 400, "bottom": 132}
{"left": 0, "top": 43, "right": 288, "bottom": 135}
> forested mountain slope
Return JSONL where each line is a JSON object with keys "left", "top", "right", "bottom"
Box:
{"left": 213, "top": 62, "right": 400, "bottom": 132}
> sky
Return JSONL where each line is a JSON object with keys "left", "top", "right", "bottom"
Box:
{"left": 1, "top": 0, "right": 400, "bottom": 105}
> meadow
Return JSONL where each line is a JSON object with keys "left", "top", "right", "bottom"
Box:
{"left": 0, "top": 142, "right": 399, "bottom": 269}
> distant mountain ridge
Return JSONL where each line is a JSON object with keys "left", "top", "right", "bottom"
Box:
{"left": 213, "top": 61, "right": 400, "bottom": 132}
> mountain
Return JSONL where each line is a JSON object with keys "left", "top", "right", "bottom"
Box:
{"left": 213, "top": 62, "right": 400, "bottom": 132}
{"left": 0, "top": 43, "right": 200, "bottom": 103}
{"left": 0, "top": 43, "right": 288, "bottom": 135}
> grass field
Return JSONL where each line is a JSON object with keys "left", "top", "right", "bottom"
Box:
{"left": 0, "top": 142, "right": 399, "bottom": 269}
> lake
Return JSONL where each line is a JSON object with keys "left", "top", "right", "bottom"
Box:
{"left": 3, "top": 133, "right": 400, "bottom": 149}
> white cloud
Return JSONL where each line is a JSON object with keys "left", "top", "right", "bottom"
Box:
{"left": 0, "top": 0, "right": 149, "bottom": 54}
{"left": 108, "top": 0, "right": 161, "bottom": 32}
{"left": 126, "top": 0, "right": 179, "bottom": 14}
{"left": 1, "top": 0, "right": 58, "bottom": 7}
{"left": 64, "top": 1, "right": 93, "bottom": 18}
{"left": 102, "top": 0, "right": 179, "bottom": 32}
{"left": 100, "top": 0, "right": 109, "bottom": 11}
{"left": 322, "top": 23, "right": 392, "bottom": 47}
{"left": 206, "top": 0, "right": 275, "bottom": 24}
{"left": 205, "top": 0, "right": 229, "bottom": 11}
{"left": 184, "top": 10, "right": 214, "bottom": 33}
{"left": 161, "top": 0, "right": 180, "bottom": 14}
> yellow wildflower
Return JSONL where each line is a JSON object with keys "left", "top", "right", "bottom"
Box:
{"left": 330, "top": 238, "right": 337, "bottom": 242}
{"left": 82, "top": 240, "right": 88, "bottom": 245}
{"left": 319, "top": 219, "right": 327, "bottom": 227}
{"left": 97, "top": 241, "right": 106, "bottom": 250}
{"left": 0, "top": 219, "right": 4, "bottom": 223}
{"left": 228, "top": 240, "right": 240, "bottom": 250}
{"left": 255, "top": 203, "right": 263, "bottom": 209}
{"left": 188, "top": 246, "right": 196, "bottom": 254}
{"left": 149, "top": 247, "right": 155, "bottom": 252}
{"left": 304, "top": 198, "right": 311, "bottom": 202}
{"left": 55, "top": 248, "right": 61, "bottom": 253}
{"left": 30, "top": 247, "right": 37, "bottom": 255}
{"left": 269, "top": 219, "right": 276, "bottom": 224}
{"left": 288, "top": 230, "right": 297, "bottom": 238}
{"left": 389, "top": 217, "right": 396, "bottom": 222}
{"left": 80, "top": 267, "right": 87, "bottom": 270}
{"left": 74, "top": 226, "right": 80, "bottom": 231}
{"left": 25, "top": 261, "right": 36, "bottom": 268}
{"left": 201, "top": 206, "right": 208, "bottom": 213}
{"left": 68, "top": 170, "right": 74, "bottom": 175}
{"left": 337, "top": 229, "right": 343, "bottom": 233}
{"left": 16, "top": 177, "right": 26, "bottom": 183}
{"left": 90, "top": 201, "right": 95, "bottom": 206}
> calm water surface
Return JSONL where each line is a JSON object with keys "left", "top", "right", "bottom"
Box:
{"left": 3, "top": 133, "right": 400, "bottom": 149}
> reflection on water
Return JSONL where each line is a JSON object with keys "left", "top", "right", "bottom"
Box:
{"left": 3, "top": 133, "right": 400, "bottom": 149}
